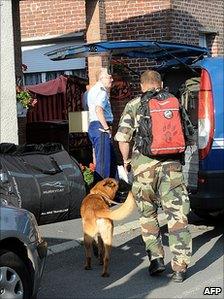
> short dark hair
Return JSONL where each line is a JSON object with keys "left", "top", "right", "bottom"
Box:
{"left": 140, "top": 70, "right": 162, "bottom": 85}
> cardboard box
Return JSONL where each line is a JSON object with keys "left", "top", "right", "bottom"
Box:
{"left": 68, "top": 111, "right": 89, "bottom": 133}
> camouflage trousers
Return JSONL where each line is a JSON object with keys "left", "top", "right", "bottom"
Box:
{"left": 132, "top": 160, "right": 192, "bottom": 272}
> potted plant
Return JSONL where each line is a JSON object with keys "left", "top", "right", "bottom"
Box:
{"left": 80, "top": 163, "right": 95, "bottom": 189}
{"left": 16, "top": 87, "right": 37, "bottom": 117}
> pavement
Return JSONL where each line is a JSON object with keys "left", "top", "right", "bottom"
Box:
{"left": 40, "top": 207, "right": 210, "bottom": 257}
{"left": 39, "top": 209, "right": 167, "bottom": 257}
{"left": 38, "top": 210, "right": 224, "bottom": 299}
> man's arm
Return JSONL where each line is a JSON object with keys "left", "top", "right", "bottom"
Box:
{"left": 95, "top": 105, "right": 110, "bottom": 130}
{"left": 118, "top": 141, "right": 130, "bottom": 163}
{"left": 118, "top": 141, "right": 131, "bottom": 172}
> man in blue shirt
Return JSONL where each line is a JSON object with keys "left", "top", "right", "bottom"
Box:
{"left": 87, "top": 68, "right": 117, "bottom": 181}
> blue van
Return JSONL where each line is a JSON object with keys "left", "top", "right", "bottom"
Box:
{"left": 46, "top": 40, "right": 224, "bottom": 219}
{"left": 188, "top": 57, "right": 224, "bottom": 219}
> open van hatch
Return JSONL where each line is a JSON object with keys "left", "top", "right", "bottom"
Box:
{"left": 46, "top": 40, "right": 211, "bottom": 187}
{"left": 46, "top": 41, "right": 224, "bottom": 220}
{"left": 45, "top": 40, "right": 209, "bottom": 66}
{"left": 46, "top": 41, "right": 214, "bottom": 191}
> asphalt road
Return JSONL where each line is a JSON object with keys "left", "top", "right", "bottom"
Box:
{"left": 37, "top": 211, "right": 223, "bottom": 299}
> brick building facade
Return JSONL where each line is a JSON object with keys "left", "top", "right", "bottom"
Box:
{"left": 103, "top": 0, "right": 223, "bottom": 122}
{"left": 20, "top": 0, "right": 223, "bottom": 54}
{"left": 105, "top": 0, "right": 223, "bottom": 54}
{"left": 20, "top": 0, "right": 85, "bottom": 38}
{"left": 19, "top": 0, "right": 223, "bottom": 136}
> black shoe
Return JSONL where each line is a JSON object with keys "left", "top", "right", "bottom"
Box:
{"left": 172, "top": 271, "right": 186, "bottom": 283}
{"left": 148, "top": 258, "right": 165, "bottom": 275}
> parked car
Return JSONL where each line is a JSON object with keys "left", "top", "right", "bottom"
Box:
{"left": 46, "top": 40, "right": 224, "bottom": 220}
{"left": 0, "top": 143, "right": 86, "bottom": 225}
{"left": 0, "top": 196, "right": 47, "bottom": 299}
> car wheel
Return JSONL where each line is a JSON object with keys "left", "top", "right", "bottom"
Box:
{"left": 0, "top": 250, "right": 32, "bottom": 299}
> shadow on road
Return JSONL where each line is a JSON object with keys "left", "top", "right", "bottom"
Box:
{"left": 38, "top": 211, "right": 223, "bottom": 298}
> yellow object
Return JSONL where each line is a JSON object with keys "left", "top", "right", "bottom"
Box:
{"left": 68, "top": 111, "right": 89, "bottom": 133}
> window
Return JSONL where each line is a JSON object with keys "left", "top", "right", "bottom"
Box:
{"left": 199, "top": 33, "right": 207, "bottom": 48}
{"left": 199, "top": 31, "right": 217, "bottom": 53}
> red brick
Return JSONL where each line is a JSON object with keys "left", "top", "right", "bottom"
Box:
{"left": 19, "top": 0, "right": 223, "bottom": 120}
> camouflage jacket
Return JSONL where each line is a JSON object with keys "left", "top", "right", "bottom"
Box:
{"left": 114, "top": 96, "right": 163, "bottom": 175}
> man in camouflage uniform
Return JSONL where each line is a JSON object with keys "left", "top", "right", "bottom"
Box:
{"left": 114, "top": 70, "right": 192, "bottom": 283}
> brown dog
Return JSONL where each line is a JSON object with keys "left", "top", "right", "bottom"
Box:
{"left": 80, "top": 178, "right": 136, "bottom": 277}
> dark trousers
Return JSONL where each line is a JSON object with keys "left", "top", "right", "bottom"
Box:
{"left": 88, "top": 121, "right": 117, "bottom": 181}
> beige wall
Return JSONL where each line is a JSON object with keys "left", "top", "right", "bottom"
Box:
{"left": 0, "top": 0, "right": 18, "bottom": 144}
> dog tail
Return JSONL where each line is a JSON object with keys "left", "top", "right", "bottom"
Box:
{"left": 95, "top": 191, "right": 136, "bottom": 221}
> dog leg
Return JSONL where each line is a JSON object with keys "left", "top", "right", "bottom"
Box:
{"left": 99, "top": 222, "right": 113, "bottom": 277}
{"left": 97, "top": 235, "right": 104, "bottom": 265}
{"left": 101, "top": 243, "right": 112, "bottom": 277}
{"left": 84, "top": 233, "right": 93, "bottom": 270}
{"left": 92, "top": 239, "right": 99, "bottom": 258}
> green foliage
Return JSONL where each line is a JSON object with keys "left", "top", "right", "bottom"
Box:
{"left": 16, "top": 90, "right": 32, "bottom": 109}
{"left": 82, "top": 167, "right": 94, "bottom": 186}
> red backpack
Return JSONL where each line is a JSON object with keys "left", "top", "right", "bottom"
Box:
{"left": 135, "top": 89, "right": 186, "bottom": 157}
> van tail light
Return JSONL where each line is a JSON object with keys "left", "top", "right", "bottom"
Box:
{"left": 198, "top": 69, "right": 215, "bottom": 160}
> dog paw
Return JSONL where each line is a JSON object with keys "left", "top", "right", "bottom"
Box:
{"left": 84, "top": 265, "right": 92, "bottom": 270}
{"left": 101, "top": 272, "right": 110, "bottom": 277}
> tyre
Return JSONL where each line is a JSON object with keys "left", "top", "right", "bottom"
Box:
{"left": 0, "top": 250, "right": 32, "bottom": 299}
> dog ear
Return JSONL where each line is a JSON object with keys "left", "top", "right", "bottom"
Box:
{"left": 90, "top": 178, "right": 118, "bottom": 195}
{"left": 103, "top": 178, "right": 118, "bottom": 188}
{"left": 102, "top": 178, "right": 112, "bottom": 187}
{"left": 90, "top": 178, "right": 110, "bottom": 193}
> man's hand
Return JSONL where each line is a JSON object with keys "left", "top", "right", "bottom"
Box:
{"left": 123, "top": 159, "right": 131, "bottom": 173}
{"left": 99, "top": 127, "right": 112, "bottom": 138}
{"left": 105, "top": 128, "right": 112, "bottom": 139}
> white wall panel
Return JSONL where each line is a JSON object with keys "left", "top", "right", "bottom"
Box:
{"left": 22, "top": 42, "right": 85, "bottom": 73}
{"left": 0, "top": 0, "right": 18, "bottom": 144}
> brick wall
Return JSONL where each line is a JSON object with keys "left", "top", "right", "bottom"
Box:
{"left": 170, "top": 0, "right": 224, "bottom": 55}
{"left": 86, "top": 0, "right": 108, "bottom": 86}
{"left": 105, "top": 0, "right": 223, "bottom": 53}
{"left": 19, "top": 0, "right": 223, "bottom": 135}
{"left": 20, "top": 0, "right": 85, "bottom": 38}
{"left": 104, "top": 0, "right": 223, "bottom": 121}
{"left": 105, "top": 0, "right": 171, "bottom": 123}
{"left": 105, "top": 0, "right": 171, "bottom": 41}
{"left": 20, "top": 0, "right": 223, "bottom": 50}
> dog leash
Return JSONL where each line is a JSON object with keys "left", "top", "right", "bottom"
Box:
{"left": 99, "top": 194, "right": 121, "bottom": 206}
{"left": 107, "top": 199, "right": 121, "bottom": 206}
{"left": 90, "top": 191, "right": 122, "bottom": 206}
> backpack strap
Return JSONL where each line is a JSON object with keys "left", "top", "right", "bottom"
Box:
{"left": 140, "top": 89, "right": 158, "bottom": 104}
{"left": 180, "top": 106, "right": 196, "bottom": 145}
